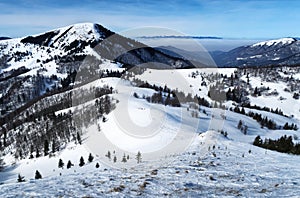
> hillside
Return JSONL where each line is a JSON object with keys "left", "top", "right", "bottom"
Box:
{"left": 0, "top": 23, "right": 300, "bottom": 197}
{"left": 0, "top": 65, "right": 299, "bottom": 196}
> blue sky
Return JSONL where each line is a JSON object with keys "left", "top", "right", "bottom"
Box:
{"left": 0, "top": 0, "right": 300, "bottom": 39}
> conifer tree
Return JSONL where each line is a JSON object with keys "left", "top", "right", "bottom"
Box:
{"left": 122, "top": 154, "right": 127, "bottom": 163}
{"left": 58, "top": 159, "right": 64, "bottom": 168}
{"left": 0, "top": 158, "right": 4, "bottom": 171}
{"left": 52, "top": 140, "right": 56, "bottom": 153}
{"left": 67, "top": 160, "right": 73, "bottom": 169}
{"left": 136, "top": 151, "right": 142, "bottom": 163}
{"left": 88, "top": 153, "right": 94, "bottom": 163}
{"left": 35, "top": 170, "right": 42, "bottom": 179}
{"left": 79, "top": 156, "right": 85, "bottom": 167}
{"left": 253, "top": 135, "right": 262, "bottom": 146}
{"left": 237, "top": 120, "right": 243, "bottom": 129}
{"left": 36, "top": 148, "right": 40, "bottom": 158}
{"left": 106, "top": 151, "right": 111, "bottom": 160}
{"left": 77, "top": 132, "right": 82, "bottom": 145}
{"left": 44, "top": 140, "right": 49, "bottom": 156}
{"left": 17, "top": 174, "right": 25, "bottom": 182}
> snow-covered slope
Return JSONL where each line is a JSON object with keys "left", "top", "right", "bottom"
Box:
{"left": 1, "top": 66, "right": 300, "bottom": 196}
{"left": 0, "top": 22, "right": 192, "bottom": 136}
{"left": 1, "top": 130, "right": 300, "bottom": 197}
{"left": 252, "top": 38, "right": 296, "bottom": 47}
{"left": 0, "top": 23, "right": 300, "bottom": 197}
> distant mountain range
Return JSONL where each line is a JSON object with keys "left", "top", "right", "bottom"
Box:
{"left": 0, "top": 37, "right": 11, "bottom": 41}
{"left": 137, "top": 35, "right": 223, "bottom": 40}
{"left": 210, "top": 38, "right": 300, "bottom": 67}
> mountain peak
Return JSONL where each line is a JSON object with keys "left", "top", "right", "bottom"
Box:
{"left": 17, "top": 22, "right": 114, "bottom": 50}
{"left": 252, "top": 37, "right": 296, "bottom": 47}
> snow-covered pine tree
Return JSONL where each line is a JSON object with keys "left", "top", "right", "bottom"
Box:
{"left": 136, "top": 151, "right": 142, "bottom": 163}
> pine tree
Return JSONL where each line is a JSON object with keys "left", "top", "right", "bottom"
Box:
{"left": 254, "top": 87, "right": 258, "bottom": 95}
{"left": 253, "top": 135, "right": 262, "bottom": 146}
{"left": 35, "top": 170, "right": 42, "bottom": 179}
{"left": 283, "top": 122, "right": 289, "bottom": 130}
{"left": 77, "top": 132, "right": 82, "bottom": 145}
{"left": 113, "top": 156, "right": 117, "bottom": 163}
{"left": 88, "top": 153, "right": 94, "bottom": 163}
{"left": 95, "top": 163, "right": 100, "bottom": 168}
{"left": 36, "top": 148, "right": 40, "bottom": 158}
{"left": 29, "top": 145, "right": 34, "bottom": 159}
{"left": 58, "top": 159, "right": 64, "bottom": 168}
{"left": 52, "top": 140, "right": 56, "bottom": 153}
{"left": 0, "top": 158, "right": 4, "bottom": 171}
{"left": 79, "top": 156, "right": 85, "bottom": 167}
{"left": 136, "top": 151, "right": 142, "bottom": 163}
{"left": 67, "top": 160, "right": 73, "bottom": 169}
{"left": 44, "top": 140, "right": 49, "bottom": 156}
{"left": 106, "top": 151, "right": 111, "bottom": 160}
{"left": 224, "top": 131, "right": 228, "bottom": 138}
{"left": 122, "top": 154, "right": 127, "bottom": 163}
{"left": 237, "top": 120, "right": 243, "bottom": 129}
{"left": 17, "top": 174, "right": 25, "bottom": 182}
{"left": 241, "top": 107, "right": 245, "bottom": 115}
{"left": 243, "top": 125, "right": 248, "bottom": 135}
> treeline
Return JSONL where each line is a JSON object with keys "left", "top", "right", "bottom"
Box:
{"left": 283, "top": 122, "right": 298, "bottom": 130}
{"left": 61, "top": 68, "right": 125, "bottom": 89}
{"left": 241, "top": 103, "right": 287, "bottom": 117}
{"left": 253, "top": 135, "right": 300, "bottom": 155}
{"left": 231, "top": 106, "right": 297, "bottom": 131}
{"left": 132, "top": 78, "right": 210, "bottom": 107}
{"left": 1, "top": 85, "right": 115, "bottom": 160}
{"left": 247, "top": 111, "right": 277, "bottom": 130}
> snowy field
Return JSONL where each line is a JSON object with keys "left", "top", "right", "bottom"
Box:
{"left": 0, "top": 131, "right": 300, "bottom": 197}
{"left": 0, "top": 68, "right": 300, "bottom": 197}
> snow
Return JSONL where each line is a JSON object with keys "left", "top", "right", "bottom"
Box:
{"left": 241, "top": 75, "right": 300, "bottom": 119}
{"left": 250, "top": 54, "right": 262, "bottom": 58}
{"left": 252, "top": 38, "right": 295, "bottom": 47}
{"left": 0, "top": 142, "right": 92, "bottom": 184}
{"left": 1, "top": 129, "right": 300, "bottom": 197}
{"left": 1, "top": 39, "right": 300, "bottom": 197}
{"left": 0, "top": 22, "right": 106, "bottom": 79}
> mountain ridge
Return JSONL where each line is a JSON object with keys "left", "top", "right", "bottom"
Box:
{"left": 211, "top": 37, "right": 300, "bottom": 67}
